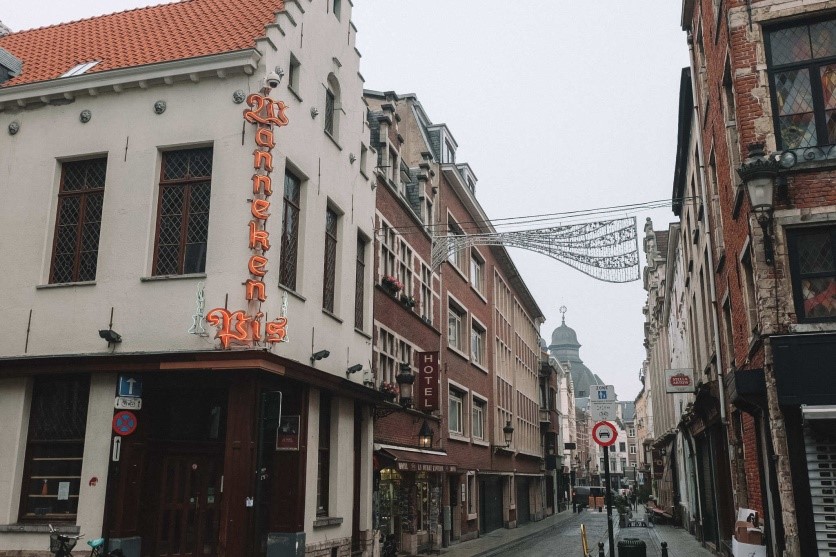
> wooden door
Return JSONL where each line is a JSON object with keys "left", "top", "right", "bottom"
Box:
{"left": 155, "top": 452, "right": 222, "bottom": 557}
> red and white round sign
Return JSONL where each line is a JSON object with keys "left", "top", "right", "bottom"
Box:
{"left": 592, "top": 421, "right": 618, "bottom": 447}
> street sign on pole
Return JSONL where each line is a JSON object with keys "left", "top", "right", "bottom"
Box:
{"left": 592, "top": 421, "right": 618, "bottom": 447}
{"left": 603, "top": 445, "right": 615, "bottom": 557}
{"left": 589, "top": 385, "right": 617, "bottom": 421}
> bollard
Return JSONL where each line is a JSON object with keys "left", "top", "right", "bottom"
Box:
{"left": 598, "top": 541, "right": 605, "bottom": 557}
{"left": 661, "top": 541, "right": 668, "bottom": 557}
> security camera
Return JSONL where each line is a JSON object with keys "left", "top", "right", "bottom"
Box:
{"left": 265, "top": 70, "right": 283, "bottom": 89}
{"left": 346, "top": 364, "right": 363, "bottom": 374}
{"left": 311, "top": 349, "right": 330, "bottom": 362}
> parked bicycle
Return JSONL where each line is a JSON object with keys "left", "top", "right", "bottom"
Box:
{"left": 49, "top": 525, "right": 124, "bottom": 557}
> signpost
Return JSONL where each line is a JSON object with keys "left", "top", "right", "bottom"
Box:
{"left": 589, "top": 384, "right": 617, "bottom": 422}
{"left": 593, "top": 421, "right": 618, "bottom": 557}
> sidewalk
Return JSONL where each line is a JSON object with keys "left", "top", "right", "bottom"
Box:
{"left": 438, "top": 510, "right": 576, "bottom": 557}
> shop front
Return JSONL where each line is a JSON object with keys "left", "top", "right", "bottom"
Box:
{"left": 373, "top": 447, "right": 453, "bottom": 555}
{"left": 772, "top": 332, "right": 836, "bottom": 557}
{"left": 1, "top": 351, "right": 378, "bottom": 557}
{"left": 683, "top": 382, "right": 733, "bottom": 552}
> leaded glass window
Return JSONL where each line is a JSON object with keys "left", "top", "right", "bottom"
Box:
{"left": 20, "top": 375, "right": 89, "bottom": 521}
{"left": 789, "top": 227, "right": 836, "bottom": 321}
{"left": 355, "top": 236, "right": 366, "bottom": 330}
{"left": 280, "top": 170, "right": 302, "bottom": 290}
{"left": 324, "top": 89, "right": 335, "bottom": 136}
{"left": 767, "top": 19, "right": 836, "bottom": 149}
{"left": 323, "top": 208, "right": 338, "bottom": 313}
{"left": 153, "top": 148, "right": 212, "bottom": 276}
{"left": 50, "top": 158, "right": 107, "bottom": 284}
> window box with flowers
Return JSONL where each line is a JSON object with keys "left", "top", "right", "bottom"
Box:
{"left": 380, "top": 381, "right": 399, "bottom": 401}
{"left": 381, "top": 275, "right": 403, "bottom": 296}
{"left": 400, "top": 294, "right": 416, "bottom": 308}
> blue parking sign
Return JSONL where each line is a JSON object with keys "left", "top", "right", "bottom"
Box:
{"left": 118, "top": 375, "right": 142, "bottom": 398}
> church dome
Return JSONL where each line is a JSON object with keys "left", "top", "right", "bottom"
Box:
{"left": 550, "top": 320, "right": 579, "bottom": 348}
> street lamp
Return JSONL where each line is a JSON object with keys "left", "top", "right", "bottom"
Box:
{"left": 418, "top": 419, "right": 433, "bottom": 448}
{"left": 396, "top": 363, "right": 415, "bottom": 408}
{"left": 492, "top": 420, "right": 515, "bottom": 452}
{"left": 737, "top": 142, "right": 780, "bottom": 265}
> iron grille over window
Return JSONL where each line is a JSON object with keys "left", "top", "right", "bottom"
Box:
{"left": 323, "top": 208, "right": 338, "bottom": 313}
{"left": 280, "top": 170, "right": 302, "bottom": 290}
{"left": 50, "top": 158, "right": 107, "bottom": 284}
{"left": 153, "top": 148, "right": 213, "bottom": 276}
{"left": 20, "top": 375, "right": 90, "bottom": 521}
{"left": 766, "top": 19, "right": 836, "bottom": 149}
{"left": 355, "top": 236, "right": 366, "bottom": 330}
{"left": 788, "top": 226, "right": 836, "bottom": 322}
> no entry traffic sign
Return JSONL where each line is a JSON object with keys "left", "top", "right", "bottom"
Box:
{"left": 112, "top": 411, "right": 138, "bottom": 436}
{"left": 592, "top": 421, "right": 617, "bottom": 447}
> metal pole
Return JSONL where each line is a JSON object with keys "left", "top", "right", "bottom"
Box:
{"left": 604, "top": 445, "right": 615, "bottom": 557}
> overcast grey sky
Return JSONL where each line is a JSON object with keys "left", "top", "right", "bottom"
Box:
{"left": 3, "top": 1, "right": 689, "bottom": 402}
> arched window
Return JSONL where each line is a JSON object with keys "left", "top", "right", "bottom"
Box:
{"left": 325, "top": 73, "right": 341, "bottom": 138}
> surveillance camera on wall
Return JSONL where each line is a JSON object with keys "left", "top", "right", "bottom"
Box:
{"left": 265, "top": 71, "right": 283, "bottom": 89}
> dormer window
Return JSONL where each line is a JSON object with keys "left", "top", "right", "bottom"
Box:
{"left": 442, "top": 140, "right": 455, "bottom": 164}
{"left": 61, "top": 61, "right": 100, "bottom": 77}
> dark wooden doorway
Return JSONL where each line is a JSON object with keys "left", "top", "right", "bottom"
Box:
{"left": 154, "top": 449, "right": 223, "bottom": 556}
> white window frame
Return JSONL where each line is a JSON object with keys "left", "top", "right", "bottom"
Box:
{"left": 470, "top": 317, "right": 486, "bottom": 367}
{"left": 470, "top": 249, "right": 485, "bottom": 296}
{"left": 449, "top": 389, "right": 464, "bottom": 435}
{"left": 447, "top": 296, "right": 467, "bottom": 354}
{"left": 471, "top": 393, "right": 487, "bottom": 442}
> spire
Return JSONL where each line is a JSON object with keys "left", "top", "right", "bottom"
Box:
{"left": 559, "top": 305, "right": 567, "bottom": 325}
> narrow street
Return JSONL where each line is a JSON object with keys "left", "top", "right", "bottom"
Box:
{"left": 491, "top": 511, "right": 609, "bottom": 557}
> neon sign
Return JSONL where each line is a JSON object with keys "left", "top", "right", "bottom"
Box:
{"left": 207, "top": 93, "right": 289, "bottom": 349}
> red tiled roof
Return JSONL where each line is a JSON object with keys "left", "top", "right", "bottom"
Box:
{"left": 0, "top": 0, "right": 284, "bottom": 88}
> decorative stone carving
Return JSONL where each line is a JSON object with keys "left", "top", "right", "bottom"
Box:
{"left": 154, "top": 100, "right": 167, "bottom": 114}
{"left": 232, "top": 89, "right": 246, "bottom": 104}
{"left": 310, "top": 107, "right": 319, "bottom": 119}
{"left": 349, "top": 153, "right": 356, "bottom": 164}
{"left": 8, "top": 121, "right": 19, "bottom": 135}
{"left": 80, "top": 110, "right": 92, "bottom": 123}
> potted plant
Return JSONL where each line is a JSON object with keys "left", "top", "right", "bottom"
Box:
{"left": 381, "top": 275, "right": 403, "bottom": 295}
{"left": 400, "top": 294, "right": 416, "bottom": 308}
{"left": 614, "top": 494, "right": 630, "bottom": 527}
{"left": 380, "top": 381, "right": 399, "bottom": 401}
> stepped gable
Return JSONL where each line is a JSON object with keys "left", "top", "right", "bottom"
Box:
{"left": 0, "top": 0, "right": 284, "bottom": 88}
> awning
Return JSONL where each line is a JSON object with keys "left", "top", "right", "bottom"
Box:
{"left": 802, "top": 405, "right": 836, "bottom": 421}
{"left": 378, "top": 448, "right": 457, "bottom": 473}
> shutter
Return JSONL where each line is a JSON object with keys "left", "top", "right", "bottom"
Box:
{"left": 805, "top": 425, "right": 836, "bottom": 556}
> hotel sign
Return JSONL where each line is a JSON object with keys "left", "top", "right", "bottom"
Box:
{"left": 665, "top": 369, "right": 695, "bottom": 394}
{"left": 206, "top": 93, "right": 290, "bottom": 348}
{"left": 417, "top": 351, "right": 440, "bottom": 412}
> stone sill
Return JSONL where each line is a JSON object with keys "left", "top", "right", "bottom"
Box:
{"left": 0, "top": 523, "right": 79, "bottom": 534}
{"left": 313, "top": 516, "right": 343, "bottom": 528}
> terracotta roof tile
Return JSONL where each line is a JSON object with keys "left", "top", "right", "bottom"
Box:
{"left": 0, "top": 0, "right": 284, "bottom": 88}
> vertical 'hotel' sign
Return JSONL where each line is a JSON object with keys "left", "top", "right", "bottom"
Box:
{"left": 417, "top": 351, "right": 440, "bottom": 412}
{"left": 206, "top": 93, "right": 290, "bottom": 348}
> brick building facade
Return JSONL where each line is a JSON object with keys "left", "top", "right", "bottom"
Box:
{"left": 365, "top": 91, "right": 551, "bottom": 553}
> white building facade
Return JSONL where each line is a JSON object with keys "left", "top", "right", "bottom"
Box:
{"left": 0, "top": 1, "right": 379, "bottom": 556}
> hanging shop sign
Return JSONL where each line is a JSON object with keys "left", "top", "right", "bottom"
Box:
{"left": 275, "top": 415, "right": 300, "bottom": 451}
{"left": 665, "top": 369, "right": 695, "bottom": 393}
{"left": 207, "top": 93, "right": 290, "bottom": 348}
{"left": 417, "top": 351, "right": 440, "bottom": 412}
